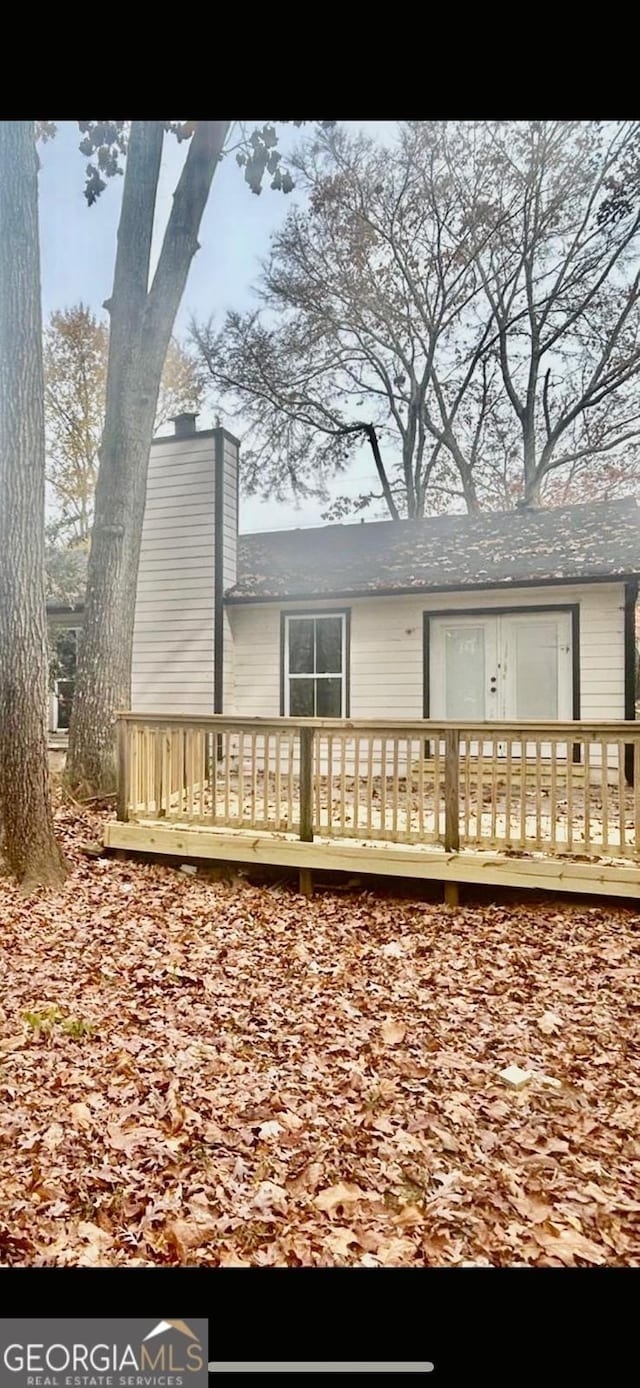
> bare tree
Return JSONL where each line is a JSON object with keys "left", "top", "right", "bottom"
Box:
{"left": 194, "top": 121, "right": 640, "bottom": 519}
{"left": 193, "top": 124, "right": 495, "bottom": 520}
{"left": 0, "top": 122, "right": 66, "bottom": 888}
{"left": 450, "top": 120, "right": 640, "bottom": 504}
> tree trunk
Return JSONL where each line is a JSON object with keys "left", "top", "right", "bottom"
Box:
{"left": 67, "top": 120, "right": 229, "bottom": 796}
{"left": 523, "top": 467, "right": 543, "bottom": 506}
{"left": 0, "top": 122, "right": 67, "bottom": 888}
{"left": 66, "top": 382, "right": 159, "bottom": 795}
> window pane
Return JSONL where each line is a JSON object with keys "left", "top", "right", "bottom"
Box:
{"left": 444, "top": 626, "right": 486, "bottom": 719}
{"left": 290, "top": 678, "right": 314, "bottom": 717}
{"left": 316, "top": 677, "right": 342, "bottom": 717}
{"left": 289, "top": 619, "right": 314, "bottom": 674}
{"left": 316, "top": 617, "right": 342, "bottom": 673}
{"left": 515, "top": 622, "right": 558, "bottom": 719}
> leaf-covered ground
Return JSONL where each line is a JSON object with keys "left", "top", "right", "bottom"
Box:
{"left": 0, "top": 806, "right": 639, "bottom": 1267}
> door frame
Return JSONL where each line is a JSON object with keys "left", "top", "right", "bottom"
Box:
{"left": 423, "top": 603, "right": 581, "bottom": 728}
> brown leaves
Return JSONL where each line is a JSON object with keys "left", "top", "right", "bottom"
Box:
{"left": 533, "top": 1229, "right": 608, "bottom": 1265}
{"left": 0, "top": 801, "right": 637, "bottom": 1267}
{"left": 105, "top": 1124, "right": 162, "bottom": 1155}
{"left": 380, "top": 1019, "right": 407, "bottom": 1046}
{"left": 314, "top": 1183, "right": 376, "bottom": 1217}
{"left": 325, "top": 1226, "right": 360, "bottom": 1257}
{"left": 537, "top": 1011, "right": 563, "bottom": 1035}
{"left": 69, "top": 1102, "right": 93, "bottom": 1130}
{"left": 165, "top": 1214, "right": 219, "bottom": 1259}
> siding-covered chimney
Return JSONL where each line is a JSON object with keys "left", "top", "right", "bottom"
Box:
{"left": 131, "top": 421, "right": 239, "bottom": 715}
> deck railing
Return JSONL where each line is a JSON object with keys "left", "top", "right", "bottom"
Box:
{"left": 116, "top": 714, "right": 640, "bottom": 861}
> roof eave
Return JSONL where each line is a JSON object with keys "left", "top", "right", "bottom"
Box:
{"left": 224, "top": 571, "right": 640, "bottom": 605}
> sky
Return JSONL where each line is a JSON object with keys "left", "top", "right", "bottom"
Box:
{"left": 38, "top": 121, "right": 396, "bottom": 534}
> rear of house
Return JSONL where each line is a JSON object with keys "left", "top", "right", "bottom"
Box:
{"left": 104, "top": 417, "right": 640, "bottom": 896}
{"left": 129, "top": 418, "right": 640, "bottom": 731}
{"left": 226, "top": 520, "right": 637, "bottom": 733}
{"left": 49, "top": 416, "right": 640, "bottom": 743}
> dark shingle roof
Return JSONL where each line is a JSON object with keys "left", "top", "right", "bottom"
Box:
{"left": 228, "top": 499, "right": 640, "bottom": 602}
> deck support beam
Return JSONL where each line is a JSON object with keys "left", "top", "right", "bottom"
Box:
{"left": 103, "top": 823, "right": 640, "bottom": 901}
{"left": 444, "top": 881, "right": 459, "bottom": 908}
{"left": 299, "top": 867, "right": 314, "bottom": 897}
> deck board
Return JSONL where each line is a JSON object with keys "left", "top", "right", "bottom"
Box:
{"left": 103, "top": 821, "right": 640, "bottom": 898}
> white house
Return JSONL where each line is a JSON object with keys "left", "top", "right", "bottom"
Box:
{"left": 128, "top": 414, "right": 640, "bottom": 736}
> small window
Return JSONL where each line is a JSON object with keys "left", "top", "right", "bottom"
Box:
{"left": 284, "top": 613, "right": 347, "bottom": 717}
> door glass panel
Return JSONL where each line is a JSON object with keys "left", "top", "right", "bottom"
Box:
{"left": 444, "top": 626, "right": 486, "bottom": 719}
{"left": 316, "top": 677, "right": 342, "bottom": 717}
{"left": 288, "top": 619, "right": 314, "bottom": 674}
{"left": 289, "top": 678, "right": 314, "bottom": 716}
{"left": 316, "top": 618, "right": 342, "bottom": 673}
{"left": 514, "top": 621, "right": 558, "bottom": 719}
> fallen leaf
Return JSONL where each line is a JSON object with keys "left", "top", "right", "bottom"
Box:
{"left": 374, "top": 1235, "right": 417, "bottom": 1265}
{"left": 326, "top": 1226, "right": 360, "bottom": 1257}
{"left": 76, "top": 1221, "right": 114, "bottom": 1265}
{"left": 42, "top": 1123, "right": 64, "bottom": 1151}
{"left": 165, "top": 1212, "right": 219, "bottom": 1257}
{"left": 258, "top": 1120, "right": 283, "bottom": 1140}
{"left": 314, "top": 1182, "right": 375, "bottom": 1216}
{"left": 510, "top": 1195, "right": 554, "bottom": 1224}
{"left": 380, "top": 1019, "right": 407, "bottom": 1046}
{"left": 392, "top": 1204, "right": 424, "bottom": 1229}
{"left": 249, "top": 1182, "right": 289, "bottom": 1217}
{"left": 106, "top": 1124, "right": 160, "bottom": 1155}
{"left": 537, "top": 1011, "right": 563, "bottom": 1035}
{"left": 534, "top": 1229, "right": 607, "bottom": 1265}
{"left": 69, "top": 1102, "right": 93, "bottom": 1130}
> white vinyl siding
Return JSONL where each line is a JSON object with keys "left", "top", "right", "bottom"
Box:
{"left": 131, "top": 428, "right": 239, "bottom": 716}
{"left": 228, "top": 582, "right": 626, "bottom": 723}
{"left": 132, "top": 434, "right": 215, "bottom": 714}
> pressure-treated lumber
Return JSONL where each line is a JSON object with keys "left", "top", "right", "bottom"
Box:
{"left": 104, "top": 821, "right": 640, "bottom": 899}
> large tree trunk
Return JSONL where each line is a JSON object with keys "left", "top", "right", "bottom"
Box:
{"left": 67, "top": 120, "right": 229, "bottom": 796}
{"left": 0, "top": 122, "right": 67, "bottom": 889}
{"left": 66, "top": 382, "right": 159, "bottom": 795}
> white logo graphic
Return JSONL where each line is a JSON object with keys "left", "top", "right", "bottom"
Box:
{"left": 144, "top": 1322, "right": 200, "bottom": 1343}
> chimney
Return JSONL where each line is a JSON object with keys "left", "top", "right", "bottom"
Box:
{"left": 131, "top": 418, "right": 239, "bottom": 717}
{"left": 172, "top": 411, "right": 198, "bottom": 439}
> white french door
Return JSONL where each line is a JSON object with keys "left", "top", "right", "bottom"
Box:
{"left": 430, "top": 611, "right": 572, "bottom": 729}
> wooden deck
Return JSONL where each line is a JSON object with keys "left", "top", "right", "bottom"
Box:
{"left": 104, "top": 714, "right": 640, "bottom": 899}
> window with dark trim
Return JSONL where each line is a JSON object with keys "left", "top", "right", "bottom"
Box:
{"left": 283, "top": 612, "right": 349, "bottom": 717}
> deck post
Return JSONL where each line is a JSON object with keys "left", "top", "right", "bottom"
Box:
{"left": 298, "top": 726, "right": 315, "bottom": 896}
{"left": 444, "top": 729, "right": 460, "bottom": 852}
{"left": 116, "top": 718, "right": 129, "bottom": 823}
{"left": 299, "top": 725, "right": 314, "bottom": 843}
{"left": 444, "top": 881, "right": 459, "bottom": 908}
{"left": 299, "top": 867, "right": 314, "bottom": 896}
